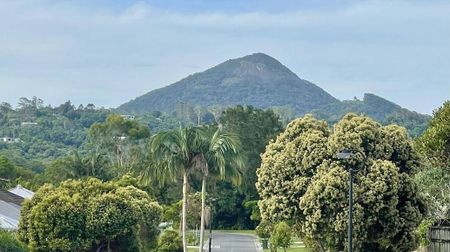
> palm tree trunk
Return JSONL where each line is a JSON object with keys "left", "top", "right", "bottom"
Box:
{"left": 182, "top": 171, "right": 188, "bottom": 252}
{"left": 199, "top": 175, "right": 206, "bottom": 252}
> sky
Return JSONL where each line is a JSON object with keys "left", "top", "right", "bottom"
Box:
{"left": 0, "top": 0, "right": 449, "bottom": 114}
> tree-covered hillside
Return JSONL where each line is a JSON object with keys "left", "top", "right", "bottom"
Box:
{"left": 311, "top": 93, "right": 431, "bottom": 137}
{"left": 0, "top": 98, "right": 184, "bottom": 161}
{"left": 118, "top": 53, "right": 430, "bottom": 136}
{"left": 118, "top": 53, "right": 338, "bottom": 115}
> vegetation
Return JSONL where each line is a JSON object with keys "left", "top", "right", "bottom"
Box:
{"left": 311, "top": 93, "right": 430, "bottom": 137}
{"left": 118, "top": 53, "right": 338, "bottom": 115}
{"left": 156, "top": 230, "right": 183, "bottom": 252}
{"left": 17, "top": 177, "right": 162, "bottom": 252}
{"left": 0, "top": 230, "right": 28, "bottom": 252}
{"left": 0, "top": 94, "right": 447, "bottom": 251}
{"left": 118, "top": 54, "right": 429, "bottom": 136}
{"left": 257, "top": 113, "right": 426, "bottom": 251}
{"left": 415, "top": 101, "right": 450, "bottom": 226}
{"left": 270, "top": 222, "right": 293, "bottom": 252}
{"left": 149, "top": 125, "right": 244, "bottom": 251}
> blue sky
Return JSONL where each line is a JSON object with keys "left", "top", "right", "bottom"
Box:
{"left": 0, "top": 0, "right": 449, "bottom": 114}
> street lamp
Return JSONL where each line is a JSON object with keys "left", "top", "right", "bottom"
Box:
{"left": 336, "top": 149, "right": 362, "bottom": 252}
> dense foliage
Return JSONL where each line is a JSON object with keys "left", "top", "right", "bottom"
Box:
{"left": 156, "top": 230, "right": 183, "bottom": 252}
{"left": 311, "top": 93, "right": 430, "bottom": 137}
{"left": 0, "top": 230, "right": 28, "bottom": 252}
{"left": 270, "top": 222, "right": 292, "bottom": 252}
{"left": 201, "top": 106, "right": 282, "bottom": 230}
{"left": 0, "top": 98, "right": 184, "bottom": 162}
{"left": 0, "top": 98, "right": 110, "bottom": 159}
{"left": 415, "top": 101, "right": 450, "bottom": 223}
{"left": 18, "top": 177, "right": 162, "bottom": 252}
{"left": 257, "top": 113, "right": 426, "bottom": 251}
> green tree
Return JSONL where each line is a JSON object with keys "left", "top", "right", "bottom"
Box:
{"left": 44, "top": 149, "right": 110, "bottom": 183}
{"left": 270, "top": 222, "right": 292, "bottom": 252}
{"left": 416, "top": 101, "right": 450, "bottom": 223}
{"left": 156, "top": 230, "right": 182, "bottom": 252}
{"left": 18, "top": 177, "right": 162, "bottom": 252}
{"left": 220, "top": 105, "right": 282, "bottom": 199}
{"left": 149, "top": 126, "right": 244, "bottom": 251}
{"left": 257, "top": 114, "right": 426, "bottom": 251}
{"left": 256, "top": 220, "right": 273, "bottom": 249}
{"left": 196, "top": 126, "right": 244, "bottom": 252}
{"left": 216, "top": 105, "right": 282, "bottom": 229}
{"left": 0, "top": 155, "right": 17, "bottom": 187}
{"left": 0, "top": 230, "right": 28, "bottom": 252}
{"left": 89, "top": 114, "right": 150, "bottom": 170}
{"left": 149, "top": 126, "right": 204, "bottom": 251}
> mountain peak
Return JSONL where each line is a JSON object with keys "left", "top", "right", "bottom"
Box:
{"left": 118, "top": 53, "right": 338, "bottom": 114}
{"left": 241, "top": 52, "right": 281, "bottom": 63}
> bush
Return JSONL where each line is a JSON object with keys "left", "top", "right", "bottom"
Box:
{"left": 186, "top": 232, "right": 198, "bottom": 246}
{"left": 157, "top": 230, "right": 182, "bottom": 252}
{"left": 269, "top": 222, "right": 292, "bottom": 252}
{"left": 0, "top": 231, "right": 28, "bottom": 252}
{"left": 18, "top": 178, "right": 162, "bottom": 252}
{"left": 255, "top": 220, "right": 272, "bottom": 239}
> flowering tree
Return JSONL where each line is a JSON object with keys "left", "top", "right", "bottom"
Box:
{"left": 257, "top": 114, "right": 426, "bottom": 251}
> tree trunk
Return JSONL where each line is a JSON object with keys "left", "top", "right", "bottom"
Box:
{"left": 199, "top": 175, "right": 206, "bottom": 252}
{"left": 182, "top": 172, "right": 188, "bottom": 252}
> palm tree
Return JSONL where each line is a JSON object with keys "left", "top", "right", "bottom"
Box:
{"left": 149, "top": 126, "right": 244, "bottom": 252}
{"left": 149, "top": 126, "right": 205, "bottom": 252}
{"left": 196, "top": 126, "right": 244, "bottom": 252}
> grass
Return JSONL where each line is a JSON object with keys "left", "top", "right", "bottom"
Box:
{"left": 263, "top": 248, "right": 311, "bottom": 252}
{"left": 215, "top": 229, "right": 256, "bottom": 235}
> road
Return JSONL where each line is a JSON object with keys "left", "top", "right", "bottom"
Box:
{"left": 206, "top": 231, "right": 262, "bottom": 252}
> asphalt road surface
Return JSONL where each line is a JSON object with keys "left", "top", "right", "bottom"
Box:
{"left": 207, "top": 232, "right": 262, "bottom": 252}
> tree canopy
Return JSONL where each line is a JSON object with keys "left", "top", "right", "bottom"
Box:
{"left": 18, "top": 177, "right": 162, "bottom": 252}
{"left": 415, "top": 101, "right": 450, "bottom": 223}
{"left": 257, "top": 113, "right": 426, "bottom": 251}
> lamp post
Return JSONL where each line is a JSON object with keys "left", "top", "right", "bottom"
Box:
{"left": 336, "top": 149, "right": 361, "bottom": 252}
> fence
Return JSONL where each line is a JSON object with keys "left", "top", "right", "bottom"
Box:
{"left": 427, "top": 226, "right": 450, "bottom": 252}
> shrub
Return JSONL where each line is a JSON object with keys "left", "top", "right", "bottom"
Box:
{"left": 0, "top": 231, "right": 28, "bottom": 252}
{"left": 157, "top": 230, "right": 182, "bottom": 252}
{"left": 269, "top": 222, "right": 292, "bottom": 252}
{"left": 255, "top": 220, "right": 272, "bottom": 239}
{"left": 18, "top": 177, "right": 162, "bottom": 252}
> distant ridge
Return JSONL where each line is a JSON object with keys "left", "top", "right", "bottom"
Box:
{"left": 118, "top": 53, "right": 430, "bottom": 136}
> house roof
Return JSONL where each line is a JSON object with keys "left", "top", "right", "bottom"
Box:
{"left": 0, "top": 188, "right": 24, "bottom": 205}
{"left": 0, "top": 214, "right": 18, "bottom": 230}
{"left": 0, "top": 200, "right": 21, "bottom": 220}
{"left": 9, "top": 185, "right": 34, "bottom": 199}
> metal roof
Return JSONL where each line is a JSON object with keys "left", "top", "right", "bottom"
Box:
{"left": 0, "top": 188, "right": 24, "bottom": 205}
{"left": 9, "top": 185, "right": 34, "bottom": 200}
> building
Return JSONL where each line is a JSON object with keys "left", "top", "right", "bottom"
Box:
{"left": 21, "top": 122, "right": 38, "bottom": 126}
{"left": 0, "top": 185, "right": 34, "bottom": 231}
{"left": 2, "top": 137, "right": 21, "bottom": 144}
{"left": 9, "top": 185, "right": 34, "bottom": 200}
{"left": 120, "top": 114, "right": 135, "bottom": 120}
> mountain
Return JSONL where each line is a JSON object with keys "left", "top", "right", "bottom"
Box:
{"left": 118, "top": 52, "right": 430, "bottom": 136}
{"left": 118, "top": 53, "right": 338, "bottom": 115}
{"left": 311, "top": 93, "right": 431, "bottom": 136}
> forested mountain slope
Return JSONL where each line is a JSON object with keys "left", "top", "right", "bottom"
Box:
{"left": 118, "top": 53, "right": 338, "bottom": 115}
